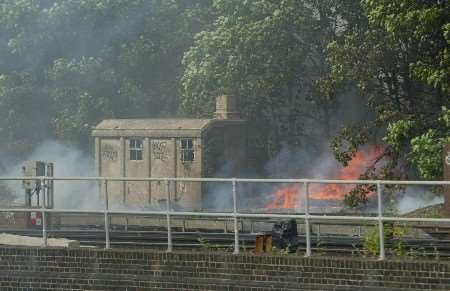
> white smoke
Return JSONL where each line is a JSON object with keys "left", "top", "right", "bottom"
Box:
{"left": 264, "top": 144, "right": 345, "bottom": 180}
{"left": 1, "top": 141, "right": 443, "bottom": 214}
{"left": 1, "top": 140, "right": 103, "bottom": 210}
{"left": 395, "top": 187, "right": 443, "bottom": 214}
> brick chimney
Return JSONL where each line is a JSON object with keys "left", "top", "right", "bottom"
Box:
{"left": 214, "top": 95, "right": 240, "bottom": 120}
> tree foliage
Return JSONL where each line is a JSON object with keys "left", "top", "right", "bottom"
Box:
{"left": 0, "top": 0, "right": 212, "bottom": 158}
{"left": 182, "top": 0, "right": 351, "bottom": 165}
{"left": 327, "top": 0, "right": 450, "bottom": 181}
{"left": 0, "top": 0, "right": 448, "bottom": 187}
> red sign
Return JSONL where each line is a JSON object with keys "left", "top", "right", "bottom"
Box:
{"left": 30, "top": 212, "right": 42, "bottom": 226}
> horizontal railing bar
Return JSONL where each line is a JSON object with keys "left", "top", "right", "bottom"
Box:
{"left": 381, "top": 217, "right": 450, "bottom": 223}
{"left": 0, "top": 209, "right": 108, "bottom": 214}
{"left": 108, "top": 211, "right": 234, "bottom": 217}
{"left": 1, "top": 208, "right": 450, "bottom": 224}
{"left": 0, "top": 176, "right": 449, "bottom": 185}
{"left": 0, "top": 208, "right": 235, "bottom": 217}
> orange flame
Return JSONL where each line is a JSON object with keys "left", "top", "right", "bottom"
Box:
{"left": 266, "top": 184, "right": 300, "bottom": 209}
{"left": 266, "top": 145, "right": 384, "bottom": 209}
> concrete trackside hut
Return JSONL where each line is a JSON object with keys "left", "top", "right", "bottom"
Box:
{"left": 92, "top": 96, "right": 246, "bottom": 210}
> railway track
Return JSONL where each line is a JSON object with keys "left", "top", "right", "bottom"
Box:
{"left": 3, "top": 212, "right": 450, "bottom": 256}
{"left": 2, "top": 226, "right": 450, "bottom": 259}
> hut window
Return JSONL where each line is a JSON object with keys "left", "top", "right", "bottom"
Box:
{"left": 181, "top": 139, "right": 194, "bottom": 162}
{"left": 129, "top": 139, "right": 143, "bottom": 160}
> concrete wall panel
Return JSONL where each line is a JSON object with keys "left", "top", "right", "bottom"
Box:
{"left": 150, "top": 139, "right": 175, "bottom": 206}
{"left": 99, "top": 139, "right": 122, "bottom": 202}
{"left": 125, "top": 138, "right": 149, "bottom": 207}
{"left": 176, "top": 138, "right": 202, "bottom": 210}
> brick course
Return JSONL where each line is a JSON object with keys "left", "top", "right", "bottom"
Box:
{"left": 0, "top": 246, "right": 449, "bottom": 290}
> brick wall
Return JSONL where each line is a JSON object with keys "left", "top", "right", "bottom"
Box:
{"left": 0, "top": 246, "right": 449, "bottom": 290}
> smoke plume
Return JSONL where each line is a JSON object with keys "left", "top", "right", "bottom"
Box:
{"left": 396, "top": 187, "right": 443, "bottom": 214}
{"left": 0, "top": 140, "right": 102, "bottom": 210}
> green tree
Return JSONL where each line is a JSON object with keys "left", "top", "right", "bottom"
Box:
{"left": 327, "top": 0, "right": 450, "bottom": 183}
{"left": 365, "top": 0, "right": 450, "bottom": 95}
{"left": 182, "top": 0, "right": 348, "bottom": 167}
{"left": 0, "top": 0, "right": 213, "bottom": 156}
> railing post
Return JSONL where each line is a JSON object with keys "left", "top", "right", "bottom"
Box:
{"left": 41, "top": 177, "right": 47, "bottom": 247}
{"left": 41, "top": 177, "right": 46, "bottom": 208}
{"left": 377, "top": 182, "right": 385, "bottom": 260}
{"left": 42, "top": 210, "right": 47, "bottom": 247}
{"left": 166, "top": 179, "right": 173, "bottom": 253}
{"left": 232, "top": 178, "right": 239, "bottom": 254}
{"left": 304, "top": 181, "right": 311, "bottom": 257}
{"left": 104, "top": 179, "right": 110, "bottom": 249}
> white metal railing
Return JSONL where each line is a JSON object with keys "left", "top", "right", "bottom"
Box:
{"left": 0, "top": 176, "right": 449, "bottom": 260}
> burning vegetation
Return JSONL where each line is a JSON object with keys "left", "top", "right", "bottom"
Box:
{"left": 266, "top": 145, "right": 385, "bottom": 210}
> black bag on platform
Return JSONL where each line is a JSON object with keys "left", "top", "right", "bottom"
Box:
{"left": 271, "top": 219, "right": 299, "bottom": 253}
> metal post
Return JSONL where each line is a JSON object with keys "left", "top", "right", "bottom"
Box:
{"left": 42, "top": 210, "right": 47, "bottom": 247}
{"left": 25, "top": 189, "right": 32, "bottom": 208}
{"left": 377, "top": 182, "right": 385, "bottom": 260}
{"left": 36, "top": 177, "right": 40, "bottom": 207}
{"left": 166, "top": 180, "right": 173, "bottom": 252}
{"left": 104, "top": 179, "right": 110, "bottom": 249}
{"left": 304, "top": 181, "right": 311, "bottom": 257}
{"left": 50, "top": 163, "right": 54, "bottom": 209}
{"left": 41, "top": 177, "right": 47, "bottom": 247}
{"left": 46, "top": 163, "right": 54, "bottom": 209}
{"left": 41, "top": 177, "right": 46, "bottom": 209}
{"left": 232, "top": 179, "right": 239, "bottom": 254}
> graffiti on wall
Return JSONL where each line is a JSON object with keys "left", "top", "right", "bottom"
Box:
{"left": 102, "top": 144, "right": 118, "bottom": 161}
{"left": 152, "top": 141, "right": 168, "bottom": 161}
